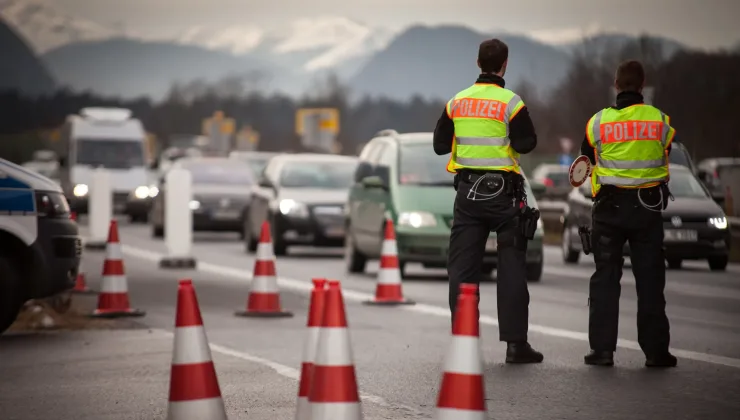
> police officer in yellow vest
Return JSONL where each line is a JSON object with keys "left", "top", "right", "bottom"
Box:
{"left": 433, "top": 39, "right": 543, "bottom": 364}
{"left": 581, "top": 60, "right": 678, "bottom": 368}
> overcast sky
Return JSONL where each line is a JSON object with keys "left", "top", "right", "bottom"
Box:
{"left": 51, "top": 0, "right": 740, "bottom": 50}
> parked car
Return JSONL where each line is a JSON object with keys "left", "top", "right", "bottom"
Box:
{"left": 344, "top": 130, "right": 545, "bottom": 281}
{"left": 561, "top": 164, "right": 731, "bottom": 270}
{"left": 531, "top": 163, "right": 572, "bottom": 201}
{"left": 244, "top": 153, "right": 359, "bottom": 255}
{"left": 229, "top": 151, "right": 280, "bottom": 177}
{"left": 696, "top": 157, "right": 740, "bottom": 207}
{"left": 668, "top": 141, "right": 698, "bottom": 174}
{"left": 150, "top": 157, "right": 255, "bottom": 237}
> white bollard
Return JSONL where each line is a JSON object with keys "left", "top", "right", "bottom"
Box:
{"left": 86, "top": 168, "right": 111, "bottom": 250}
{"left": 159, "top": 168, "right": 197, "bottom": 269}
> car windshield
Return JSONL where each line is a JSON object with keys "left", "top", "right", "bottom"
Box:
{"left": 668, "top": 170, "right": 709, "bottom": 198}
{"left": 183, "top": 162, "right": 255, "bottom": 185}
{"left": 241, "top": 156, "right": 272, "bottom": 175}
{"left": 279, "top": 160, "right": 357, "bottom": 189}
{"left": 668, "top": 144, "right": 691, "bottom": 168}
{"left": 399, "top": 143, "right": 455, "bottom": 186}
{"left": 75, "top": 139, "right": 145, "bottom": 169}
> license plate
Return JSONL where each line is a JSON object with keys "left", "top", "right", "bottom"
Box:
{"left": 212, "top": 210, "right": 240, "bottom": 220}
{"left": 324, "top": 226, "right": 345, "bottom": 238}
{"left": 486, "top": 238, "right": 498, "bottom": 251}
{"left": 664, "top": 229, "right": 697, "bottom": 242}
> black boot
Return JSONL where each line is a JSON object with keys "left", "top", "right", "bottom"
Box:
{"left": 505, "top": 342, "right": 544, "bottom": 364}
{"left": 584, "top": 350, "right": 614, "bottom": 366}
{"left": 645, "top": 352, "right": 677, "bottom": 368}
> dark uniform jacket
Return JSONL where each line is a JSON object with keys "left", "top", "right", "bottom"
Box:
{"left": 433, "top": 74, "right": 537, "bottom": 156}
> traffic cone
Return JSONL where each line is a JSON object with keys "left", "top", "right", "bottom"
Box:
{"left": 90, "top": 220, "right": 145, "bottom": 318}
{"left": 167, "top": 279, "right": 227, "bottom": 420}
{"left": 235, "top": 221, "right": 293, "bottom": 318}
{"left": 364, "top": 219, "right": 414, "bottom": 306}
{"left": 309, "top": 280, "right": 363, "bottom": 419}
{"left": 435, "top": 283, "right": 486, "bottom": 419}
{"left": 295, "top": 278, "right": 327, "bottom": 420}
{"left": 71, "top": 272, "right": 95, "bottom": 294}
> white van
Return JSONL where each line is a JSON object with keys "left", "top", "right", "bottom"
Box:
{"left": 0, "top": 157, "right": 82, "bottom": 334}
{"left": 59, "top": 108, "right": 153, "bottom": 222}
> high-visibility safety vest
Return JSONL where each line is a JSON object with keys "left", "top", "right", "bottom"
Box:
{"left": 445, "top": 83, "right": 525, "bottom": 173}
{"left": 586, "top": 104, "right": 676, "bottom": 197}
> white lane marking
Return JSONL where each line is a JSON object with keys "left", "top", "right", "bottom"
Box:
{"left": 153, "top": 329, "right": 424, "bottom": 416}
{"left": 121, "top": 245, "right": 740, "bottom": 370}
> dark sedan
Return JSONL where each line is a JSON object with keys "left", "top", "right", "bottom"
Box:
{"left": 244, "top": 153, "right": 358, "bottom": 255}
{"left": 150, "top": 157, "right": 255, "bottom": 237}
{"left": 561, "top": 165, "right": 731, "bottom": 271}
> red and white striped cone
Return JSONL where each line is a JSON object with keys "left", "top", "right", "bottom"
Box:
{"left": 71, "top": 272, "right": 95, "bottom": 294}
{"left": 235, "top": 221, "right": 293, "bottom": 318}
{"left": 90, "top": 220, "right": 145, "bottom": 318}
{"left": 167, "top": 279, "right": 227, "bottom": 420}
{"left": 435, "top": 283, "right": 486, "bottom": 420}
{"left": 70, "top": 212, "right": 94, "bottom": 294}
{"left": 364, "top": 220, "right": 414, "bottom": 306}
{"left": 309, "top": 280, "right": 363, "bottom": 419}
{"left": 295, "top": 278, "right": 327, "bottom": 420}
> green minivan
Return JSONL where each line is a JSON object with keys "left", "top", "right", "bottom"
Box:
{"left": 344, "top": 130, "right": 544, "bottom": 281}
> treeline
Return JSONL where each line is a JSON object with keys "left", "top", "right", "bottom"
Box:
{"left": 1, "top": 37, "right": 739, "bottom": 164}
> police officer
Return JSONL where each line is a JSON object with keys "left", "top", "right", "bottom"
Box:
{"left": 433, "top": 39, "right": 543, "bottom": 364}
{"left": 582, "top": 60, "right": 678, "bottom": 368}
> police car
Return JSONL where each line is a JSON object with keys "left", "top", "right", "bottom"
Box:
{"left": 0, "top": 157, "right": 82, "bottom": 334}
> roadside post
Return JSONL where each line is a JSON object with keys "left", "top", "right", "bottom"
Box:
{"left": 85, "top": 168, "right": 111, "bottom": 250}
{"left": 159, "top": 168, "right": 197, "bottom": 269}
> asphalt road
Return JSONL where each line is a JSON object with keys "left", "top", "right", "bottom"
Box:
{"left": 2, "top": 219, "right": 740, "bottom": 420}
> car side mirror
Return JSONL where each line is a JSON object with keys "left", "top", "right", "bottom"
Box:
{"left": 361, "top": 175, "right": 387, "bottom": 190}
{"left": 354, "top": 161, "right": 373, "bottom": 183}
{"left": 529, "top": 182, "right": 546, "bottom": 200}
{"left": 149, "top": 160, "right": 159, "bottom": 170}
{"left": 258, "top": 178, "right": 274, "bottom": 189}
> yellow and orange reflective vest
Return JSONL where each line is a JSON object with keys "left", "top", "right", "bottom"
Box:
{"left": 445, "top": 83, "right": 525, "bottom": 174}
{"left": 586, "top": 104, "right": 676, "bottom": 197}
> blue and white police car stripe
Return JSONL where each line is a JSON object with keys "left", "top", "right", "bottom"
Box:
{"left": 0, "top": 175, "right": 36, "bottom": 216}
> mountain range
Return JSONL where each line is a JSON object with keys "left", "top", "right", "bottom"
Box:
{"left": 1, "top": 0, "right": 691, "bottom": 101}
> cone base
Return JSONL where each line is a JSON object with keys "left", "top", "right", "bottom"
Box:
{"left": 159, "top": 257, "right": 197, "bottom": 269}
{"left": 84, "top": 241, "right": 107, "bottom": 251}
{"left": 234, "top": 310, "right": 294, "bottom": 318}
{"left": 89, "top": 308, "right": 146, "bottom": 319}
{"left": 71, "top": 288, "right": 97, "bottom": 295}
{"left": 363, "top": 298, "right": 416, "bottom": 306}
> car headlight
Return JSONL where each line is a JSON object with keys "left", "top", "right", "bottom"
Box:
{"left": 73, "top": 183, "right": 88, "bottom": 197}
{"left": 134, "top": 186, "right": 150, "bottom": 199}
{"left": 708, "top": 216, "right": 727, "bottom": 229}
{"left": 279, "top": 199, "right": 309, "bottom": 217}
{"left": 398, "top": 211, "right": 437, "bottom": 228}
{"left": 148, "top": 185, "right": 159, "bottom": 198}
{"left": 189, "top": 200, "right": 201, "bottom": 210}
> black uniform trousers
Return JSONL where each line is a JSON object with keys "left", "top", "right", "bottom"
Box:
{"left": 447, "top": 172, "right": 529, "bottom": 343}
{"left": 588, "top": 187, "right": 671, "bottom": 356}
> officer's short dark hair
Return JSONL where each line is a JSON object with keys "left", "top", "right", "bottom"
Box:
{"left": 478, "top": 39, "right": 508, "bottom": 73}
{"left": 615, "top": 60, "right": 645, "bottom": 92}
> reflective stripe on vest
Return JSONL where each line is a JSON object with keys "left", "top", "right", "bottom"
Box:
{"left": 587, "top": 104, "right": 674, "bottom": 194}
{"left": 446, "top": 85, "right": 524, "bottom": 173}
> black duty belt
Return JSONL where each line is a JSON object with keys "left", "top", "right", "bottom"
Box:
{"left": 458, "top": 169, "right": 522, "bottom": 184}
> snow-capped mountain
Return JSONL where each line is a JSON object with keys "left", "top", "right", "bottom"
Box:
{"left": 174, "top": 16, "right": 397, "bottom": 72}
{"left": 0, "top": 0, "right": 116, "bottom": 53}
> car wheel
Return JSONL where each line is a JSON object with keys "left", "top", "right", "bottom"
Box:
{"left": 666, "top": 258, "right": 682, "bottom": 269}
{"left": 0, "top": 256, "right": 23, "bottom": 334}
{"left": 526, "top": 261, "right": 543, "bottom": 282}
{"left": 344, "top": 229, "right": 367, "bottom": 274}
{"left": 708, "top": 256, "right": 728, "bottom": 271}
{"left": 152, "top": 224, "right": 164, "bottom": 238}
{"left": 562, "top": 225, "right": 580, "bottom": 264}
{"left": 269, "top": 215, "right": 288, "bottom": 256}
{"left": 244, "top": 219, "right": 258, "bottom": 253}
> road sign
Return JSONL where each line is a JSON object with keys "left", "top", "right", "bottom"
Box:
{"left": 202, "top": 111, "right": 235, "bottom": 156}
{"left": 559, "top": 154, "right": 572, "bottom": 166}
{"left": 296, "top": 108, "right": 340, "bottom": 153}
{"left": 610, "top": 86, "right": 654, "bottom": 105}
{"left": 235, "top": 126, "right": 260, "bottom": 151}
